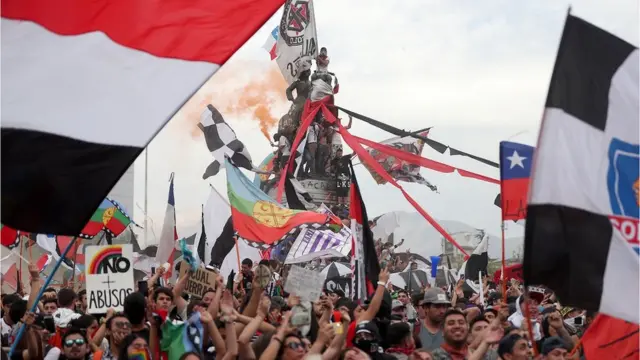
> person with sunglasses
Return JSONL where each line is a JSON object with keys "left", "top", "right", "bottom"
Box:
{"left": 60, "top": 328, "right": 91, "bottom": 360}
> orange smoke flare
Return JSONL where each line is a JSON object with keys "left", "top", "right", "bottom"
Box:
{"left": 178, "top": 62, "right": 288, "bottom": 140}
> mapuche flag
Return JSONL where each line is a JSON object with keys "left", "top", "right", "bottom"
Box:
{"left": 499, "top": 141, "right": 534, "bottom": 222}
{"left": 80, "top": 198, "right": 134, "bottom": 238}
{"left": 225, "top": 158, "right": 336, "bottom": 248}
{"left": 1, "top": 0, "right": 284, "bottom": 236}
{"left": 524, "top": 14, "right": 639, "bottom": 324}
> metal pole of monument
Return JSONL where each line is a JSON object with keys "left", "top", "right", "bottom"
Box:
{"left": 9, "top": 236, "right": 80, "bottom": 357}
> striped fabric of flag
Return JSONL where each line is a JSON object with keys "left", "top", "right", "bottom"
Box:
{"left": 284, "top": 224, "right": 351, "bottom": 264}
{"left": 262, "top": 26, "right": 278, "bottom": 60}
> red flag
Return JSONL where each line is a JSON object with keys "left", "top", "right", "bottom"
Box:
{"left": 583, "top": 314, "right": 639, "bottom": 359}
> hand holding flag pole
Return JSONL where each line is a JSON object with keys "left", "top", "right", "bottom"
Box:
{"left": 9, "top": 237, "right": 80, "bottom": 357}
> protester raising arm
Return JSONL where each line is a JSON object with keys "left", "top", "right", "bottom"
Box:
{"left": 240, "top": 273, "right": 264, "bottom": 321}
{"left": 208, "top": 275, "right": 224, "bottom": 319}
{"left": 26, "top": 264, "right": 42, "bottom": 311}
{"left": 469, "top": 318, "right": 502, "bottom": 360}
{"left": 147, "top": 266, "right": 164, "bottom": 291}
{"left": 91, "top": 308, "right": 115, "bottom": 348}
{"left": 146, "top": 303, "right": 160, "bottom": 359}
{"left": 237, "top": 296, "right": 271, "bottom": 360}
{"left": 308, "top": 323, "right": 336, "bottom": 356}
{"left": 358, "top": 266, "right": 390, "bottom": 322}
{"left": 196, "top": 307, "right": 226, "bottom": 357}
{"left": 221, "top": 291, "right": 239, "bottom": 360}
{"left": 172, "top": 270, "right": 189, "bottom": 315}
{"left": 321, "top": 310, "right": 350, "bottom": 360}
{"left": 259, "top": 311, "right": 295, "bottom": 360}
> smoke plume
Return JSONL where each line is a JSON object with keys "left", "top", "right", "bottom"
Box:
{"left": 176, "top": 62, "right": 288, "bottom": 141}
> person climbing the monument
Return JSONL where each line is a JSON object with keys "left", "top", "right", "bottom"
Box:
{"left": 277, "top": 130, "right": 291, "bottom": 171}
{"left": 285, "top": 69, "right": 311, "bottom": 127}
{"left": 331, "top": 148, "right": 351, "bottom": 205}
{"left": 301, "top": 121, "right": 320, "bottom": 178}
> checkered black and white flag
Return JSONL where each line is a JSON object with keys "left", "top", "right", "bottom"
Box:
{"left": 199, "top": 104, "right": 259, "bottom": 179}
{"left": 524, "top": 14, "right": 639, "bottom": 324}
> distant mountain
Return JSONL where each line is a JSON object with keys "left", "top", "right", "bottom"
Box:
{"left": 371, "top": 211, "right": 523, "bottom": 259}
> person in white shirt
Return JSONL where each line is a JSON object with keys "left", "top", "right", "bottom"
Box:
{"left": 278, "top": 133, "right": 291, "bottom": 170}
{"left": 329, "top": 115, "right": 352, "bottom": 158}
{"left": 303, "top": 123, "right": 320, "bottom": 176}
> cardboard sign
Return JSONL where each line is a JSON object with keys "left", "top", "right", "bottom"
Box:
{"left": 178, "top": 261, "right": 217, "bottom": 298}
{"left": 284, "top": 266, "right": 324, "bottom": 302}
{"left": 85, "top": 244, "right": 134, "bottom": 314}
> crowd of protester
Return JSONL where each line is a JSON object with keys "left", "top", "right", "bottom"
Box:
{"left": 1, "top": 257, "right": 590, "bottom": 360}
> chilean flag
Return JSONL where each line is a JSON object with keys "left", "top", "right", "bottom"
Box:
{"left": 499, "top": 141, "right": 535, "bottom": 222}
{"left": 262, "top": 26, "right": 279, "bottom": 60}
{"left": 155, "top": 175, "right": 178, "bottom": 277}
{"left": 1, "top": 0, "right": 284, "bottom": 235}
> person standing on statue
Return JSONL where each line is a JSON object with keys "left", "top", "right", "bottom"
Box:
{"left": 303, "top": 122, "right": 320, "bottom": 177}
{"left": 277, "top": 131, "right": 291, "bottom": 171}
{"left": 285, "top": 69, "right": 311, "bottom": 126}
{"left": 316, "top": 123, "right": 331, "bottom": 176}
{"left": 331, "top": 148, "right": 351, "bottom": 206}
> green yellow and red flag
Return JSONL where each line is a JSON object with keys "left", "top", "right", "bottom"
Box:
{"left": 225, "top": 158, "right": 335, "bottom": 247}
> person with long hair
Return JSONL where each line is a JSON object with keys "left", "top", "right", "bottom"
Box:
{"left": 117, "top": 334, "right": 150, "bottom": 360}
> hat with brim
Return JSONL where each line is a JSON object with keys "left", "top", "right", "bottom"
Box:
{"left": 420, "top": 288, "right": 450, "bottom": 305}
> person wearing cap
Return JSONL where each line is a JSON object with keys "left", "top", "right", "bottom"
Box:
{"left": 417, "top": 288, "right": 450, "bottom": 351}
{"left": 353, "top": 321, "right": 395, "bottom": 360}
{"left": 391, "top": 299, "right": 407, "bottom": 322}
{"left": 540, "top": 336, "right": 569, "bottom": 360}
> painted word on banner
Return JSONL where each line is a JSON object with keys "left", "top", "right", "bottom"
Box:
{"left": 85, "top": 244, "right": 134, "bottom": 314}
{"left": 178, "top": 261, "right": 218, "bottom": 298}
{"left": 284, "top": 265, "right": 324, "bottom": 302}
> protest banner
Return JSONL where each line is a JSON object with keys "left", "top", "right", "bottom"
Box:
{"left": 85, "top": 244, "right": 134, "bottom": 313}
{"left": 178, "top": 261, "right": 217, "bottom": 298}
{"left": 284, "top": 266, "right": 324, "bottom": 302}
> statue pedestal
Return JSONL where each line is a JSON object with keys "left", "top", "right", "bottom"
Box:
{"left": 266, "top": 176, "right": 349, "bottom": 210}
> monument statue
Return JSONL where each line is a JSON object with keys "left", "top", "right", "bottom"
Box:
{"left": 284, "top": 68, "right": 311, "bottom": 128}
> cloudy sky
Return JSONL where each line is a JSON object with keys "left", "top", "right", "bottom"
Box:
{"left": 130, "top": 0, "right": 638, "bottom": 256}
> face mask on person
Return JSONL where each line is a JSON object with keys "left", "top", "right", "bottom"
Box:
{"left": 354, "top": 339, "right": 380, "bottom": 355}
{"left": 564, "top": 315, "right": 585, "bottom": 328}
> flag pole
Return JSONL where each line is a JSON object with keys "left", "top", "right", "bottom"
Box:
{"left": 144, "top": 148, "right": 149, "bottom": 246}
{"left": 233, "top": 234, "right": 242, "bottom": 272}
{"left": 9, "top": 236, "right": 80, "bottom": 357}
{"left": 501, "top": 221, "right": 507, "bottom": 304}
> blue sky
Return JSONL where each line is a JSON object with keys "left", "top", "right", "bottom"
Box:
{"left": 131, "top": 0, "right": 638, "bottom": 254}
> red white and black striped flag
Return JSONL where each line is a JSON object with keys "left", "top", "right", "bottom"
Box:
{"left": 1, "top": 0, "right": 283, "bottom": 235}
{"left": 349, "top": 161, "right": 380, "bottom": 300}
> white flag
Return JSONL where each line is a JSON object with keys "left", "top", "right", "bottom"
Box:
{"left": 275, "top": 0, "right": 318, "bottom": 84}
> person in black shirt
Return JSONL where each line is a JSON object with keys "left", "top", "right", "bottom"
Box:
{"left": 240, "top": 258, "right": 254, "bottom": 293}
{"left": 330, "top": 149, "right": 351, "bottom": 205}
